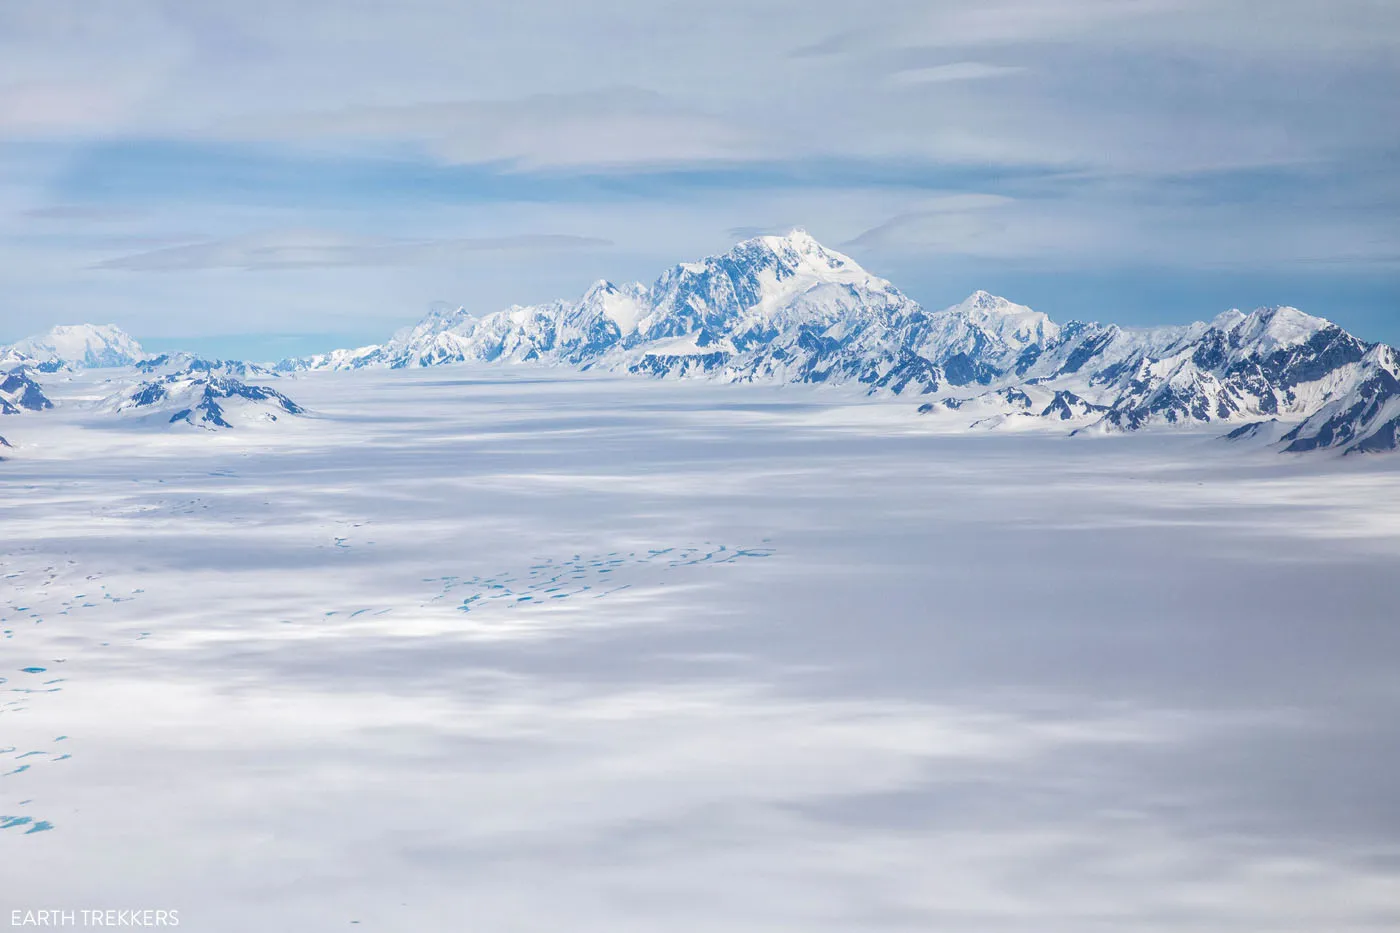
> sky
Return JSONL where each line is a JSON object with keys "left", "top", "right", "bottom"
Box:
{"left": 1, "top": 0, "right": 1398, "bottom": 358}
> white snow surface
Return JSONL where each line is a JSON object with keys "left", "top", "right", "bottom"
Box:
{"left": 3, "top": 365, "right": 1400, "bottom": 931}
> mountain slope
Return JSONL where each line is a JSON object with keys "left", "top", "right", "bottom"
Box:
{"left": 0, "top": 367, "right": 54, "bottom": 415}
{"left": 1269, "top": 346, "right": 1400, "bottom": 454}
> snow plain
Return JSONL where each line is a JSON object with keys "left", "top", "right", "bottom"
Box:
{"left": 3, "top": 366, "right": 1400, "bottom": 931}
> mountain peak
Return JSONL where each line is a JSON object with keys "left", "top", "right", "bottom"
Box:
{"left": 386, "top": 305, "right": 474, "bottom": 352}
{"left": 940, "top": 291, "right": 1061, "bottom": 350}
{"left": 581, "top": 279, "right": 623, "bottom": 301}
{"left": 1224, "top": 305, "right": 1333, "bottom": 355}
{"left": 725, "top": 228, "right": 862, "bottom": 275}
{"left": 957, "top": 290, "right": 1020, "bottom": 313}
{"left": 1210, "top": 308, "right": 1248, "bottom": 331}
{"left": 756, "top": 227, "right": 820, "bottom": 250}
{"left": 9, "top": 323, "right": 144, "bottom": 368}
{"left": 650, "top": 229, "right": 888, "bottom": 312}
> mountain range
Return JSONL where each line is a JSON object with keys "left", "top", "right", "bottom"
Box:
{"left": 0, "top": 333, "right": 302, "bottom": 430}
{"left": 2, "top": 231, "right": 1397, "bottom": 452}
{"left": 278, "top": 230, "right": 1400, "bottom": 454}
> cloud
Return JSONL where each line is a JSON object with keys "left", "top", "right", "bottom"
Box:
{"left": 1, "top": 0, "right": 1398, "bottom": 344}
{"left": 244, "top": 88, "right": 763, "bottom": 170}
{"left": 95, "top": 230, "right": 612, "bottom": 272}
{"left": 0, "top": 4, "right": 191, "bottom": 136}
{"left": 3, "top": 2, "right": 1396, "bottom": 176}
{"left": 21, "top": 205, "right": 139, "bottom": 222}
{"left": 889, "top": 62, "right": 1028, "bottom": 85}
{"left": 900, "top": 0, "right": 1187, "bottom": 48}
{"left": 725, "top": 224, "right": 805, "bottom": 240}
{"left": 786, "top": 28, "right": 873, "bottom": 59}
{"left": 845, "top": 194, "right": 1019, "bottom": 254}
{"left": 846, "top": 178, "right": 1400, "bottom": 269}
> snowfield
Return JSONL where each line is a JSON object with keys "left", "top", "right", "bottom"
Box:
{"left": 3, "top": 365, "right": 1400, "bottom": 931}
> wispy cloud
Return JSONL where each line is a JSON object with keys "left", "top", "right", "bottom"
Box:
{"left": 786, "top": 28, "right": 873, "bottom": 59}
{"left": 845, "top": 194, "right": 1018, "bottom": 254}
{"left": 243, "top": 88, "right": 763, "bottom": 170}
{"left": 21, "top": 205, "right": 140, "bottom": 222}
{"left": 725, "top": 224, "right": 805, "bottom": 240}
{"left": 96, "top": 230, "right": 612, "bottom": 272}
{"left": 889, "top": 62, "right": 1028, "bottom": 85}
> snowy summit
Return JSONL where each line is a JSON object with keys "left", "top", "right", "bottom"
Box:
{"left": 8, "top": 324, "right": 145, "bottom": 369}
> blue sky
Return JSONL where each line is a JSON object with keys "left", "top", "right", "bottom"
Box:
{"left": 2, "top": 0, "right": 1397, "bottom": 357}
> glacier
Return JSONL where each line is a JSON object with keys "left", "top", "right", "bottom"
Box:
{"left": 3, "top": 365, "right": 1399, "bottom": 931}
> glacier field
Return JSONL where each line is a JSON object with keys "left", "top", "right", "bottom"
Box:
{"left": 2, "top": 365, "right": 1400, "bottom": 931}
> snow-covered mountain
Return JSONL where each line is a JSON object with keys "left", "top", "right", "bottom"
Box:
{"left": 0, "top": 367, "right": 53, "bottom": 415}
{"left": 1005, "top": 306, "right": 1369, "bottom": 424}
{"left": 1265, "top": 345, "right": 1400, "bottom": 454}
{"left": 916, "top": 303, "right": 1400, "bottom": 452}
{"left": 135, "top": 352, "right": 279, "bottom": 381}
{"left": 7, "top": 324, "right": 145, "bottom": 368}
{"left": 0, "top": 232, "right": 1389, "bottom": 452}
{"left": 278, "top": 230, "right": 1398, "bottom": 452}
{"left": 111, "top": 359, "right": 305, "bottom": 429}
{"left": 287, "top": 231, "right": 949, "bottom": 393}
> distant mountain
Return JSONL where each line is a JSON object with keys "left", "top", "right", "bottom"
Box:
{"left": 0, "top": 338, "right": 302, "bottom": 433}
{"left": 0, "top": 233, "right": 1390, "bottom": 451}
{"left": 6, "top": 324, "right": 145, "bottom": 368}
{"left": 135, "top": 352, "right": 279, "bottom": 380}
{"left": 288, "top": 232, "right": 951, "bottom": 393}
{"left": 110, "top": 359, "right": 305, "bottom": 429}
{"left": 280, "top": 230, "right": 1399, "bottom": 453}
